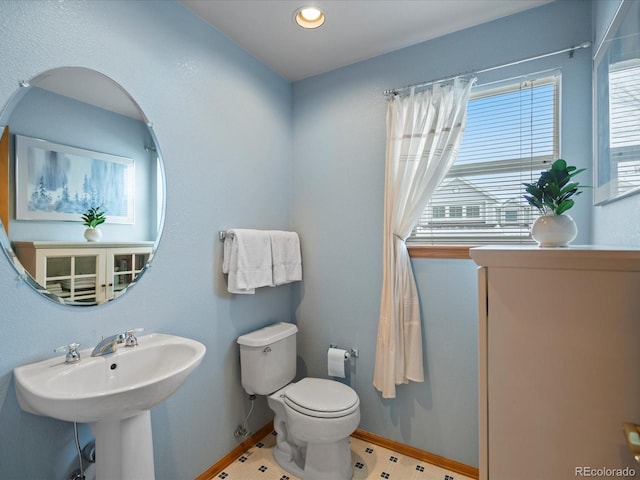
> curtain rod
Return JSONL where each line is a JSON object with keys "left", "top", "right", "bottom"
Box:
{"left": 384, "top": 41, "right": 591, "bottom": 96}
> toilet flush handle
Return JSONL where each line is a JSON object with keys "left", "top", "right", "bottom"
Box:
{"left": 263, "top": 346, "right": 271, "bottom": 353}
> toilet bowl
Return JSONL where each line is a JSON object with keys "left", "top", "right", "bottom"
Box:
{"left": 284, "top": 378, "right": 360, "bottom": 442}
{"left": 268, "top": 378, "right": 360, "bottom": 480}
{"left": 238, "top": 322, "right": 360, "bottom": 480}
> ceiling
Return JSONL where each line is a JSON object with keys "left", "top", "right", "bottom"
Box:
{"left": 180, "top": 0, "right": 553, "bottom": 82}
{"left": 28, "top": 0, "right": 552, "bottom": 119}
{"left": 30, "top": 68, "right": 146, "bottom": 121}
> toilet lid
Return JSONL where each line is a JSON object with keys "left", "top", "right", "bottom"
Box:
{"left": 284, "top": 378, "right": 359, "bottom": 418}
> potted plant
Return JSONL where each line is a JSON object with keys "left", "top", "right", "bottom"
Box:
{"left": 81, "top": 206, "right": 106, "bottom": 242}
{"left": 523, "top": 159, "right": 586, "bottom": 247}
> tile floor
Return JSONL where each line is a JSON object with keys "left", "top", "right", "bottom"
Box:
{"left": 212, "top": 430, "right": 475, "bottom": 480}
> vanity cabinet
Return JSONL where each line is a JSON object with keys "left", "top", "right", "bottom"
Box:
{"left": 470, "top": 246, "right": 640, "bottom": 480}
{"left": 13, "top": 241, "right": 153, "bottom": 304}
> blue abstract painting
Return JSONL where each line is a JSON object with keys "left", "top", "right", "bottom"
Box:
{"left": 16, "top": 135, "right": 134, "bottom": 223}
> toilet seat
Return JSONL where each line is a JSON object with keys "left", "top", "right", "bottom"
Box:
{"left": 284, "top": 378, "right": 359, "bottom": 418}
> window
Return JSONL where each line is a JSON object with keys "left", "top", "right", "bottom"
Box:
{"left": 466, "top": 205, "right": 481, "bottom": 218}
{"left": 433, "top": 205, "right": 445, "bottom": 218}
{"left": 594, "top": 0, "right": 640, "bottom": 203}
{"left": 449, "top": 205, "right": 463, "bottom": 218}
{"left": 608, "top": 60, "right": 640, "bottom": 193}
{"left": 410, "top": 74, "right": 560, "bottom": 244}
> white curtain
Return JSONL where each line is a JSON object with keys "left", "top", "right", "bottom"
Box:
{"left": 374, "top": 77, "right": 475, "bottom": 399}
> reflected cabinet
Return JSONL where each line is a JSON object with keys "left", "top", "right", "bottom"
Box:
{"left": 471, "top": 246, "right": 640, "bottom": 480}
{"left": 13, "top": 241, "right": 153, "bottom": 304}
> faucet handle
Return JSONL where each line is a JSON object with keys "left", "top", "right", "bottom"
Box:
{"left": 54, "top": 343, "right": 81, "bottom": 363}
{"left": 124, "top": 328, "right": 144, "bottom": 347}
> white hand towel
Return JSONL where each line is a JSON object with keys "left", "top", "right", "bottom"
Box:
{"left": 270, "top": 230, "right": 302, "bottom": 286}
{"left": 223, "top": 229, "right": 273, "bottom": 294}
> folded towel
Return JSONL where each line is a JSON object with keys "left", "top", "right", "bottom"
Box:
{"left": 223, "top": 229, "right": 273, "bottom": 294}
{"left": 270, "top": 230, "right": 302, "bottom": 286}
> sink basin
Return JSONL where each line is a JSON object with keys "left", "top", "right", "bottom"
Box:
{"left": 14, "top": 333, "right": 206, "bottom": 423}
{"left": 14, "top": 333, "right": 206, "bottom": 480}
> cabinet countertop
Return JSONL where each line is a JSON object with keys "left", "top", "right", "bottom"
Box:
{"left": 470, "top": 244, "right": 640, "bottom": 271}
{"left": 12, "top": 241, "right": 155, "bottom": 249}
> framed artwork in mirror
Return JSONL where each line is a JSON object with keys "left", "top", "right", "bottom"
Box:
{"left": 15, "top": 134, "right": 135, "bottom": 223}
{"left": 593, "top": 0, "right": 640, "bottom": 204}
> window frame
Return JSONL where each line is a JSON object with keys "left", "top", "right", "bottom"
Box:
{"left": 408, "top": 72, "right": 561, "bottom": 249}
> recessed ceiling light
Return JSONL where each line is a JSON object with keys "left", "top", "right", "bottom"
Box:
{"left": 294, "top": 6, "right": 325, "bottom": 29}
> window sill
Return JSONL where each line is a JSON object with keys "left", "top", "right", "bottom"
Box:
{"left": 407, "top": 245, "right": 476, "bottom": 259}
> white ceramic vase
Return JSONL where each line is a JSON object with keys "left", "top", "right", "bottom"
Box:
{"left": 530, "top": 214, "right": 577, "bottom": 247}
{"left": 84, "top": 227, "right": 103, "bottom": 242}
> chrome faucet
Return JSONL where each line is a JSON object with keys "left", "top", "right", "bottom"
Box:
{"left": 123, "top": 328, "right": 143, "bottom": 347}
{"left": 91, "top": 333, "right": 125, "bottom": 357}
{"left": 54, "top": 343, "right": 82, "bottom": 363}
{"left": 91, "top": 328, "right": 144, "bottom": 357}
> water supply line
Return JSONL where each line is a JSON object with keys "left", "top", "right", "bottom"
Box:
{"left": 234, "top": 394, "right": 256, "bottom": 438}
{"left": 68, "top": 422, "right": 85, "bottom": 480}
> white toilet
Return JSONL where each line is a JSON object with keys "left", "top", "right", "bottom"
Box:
{"left": 237, "top": 322, "right": 360, "bottom": 480}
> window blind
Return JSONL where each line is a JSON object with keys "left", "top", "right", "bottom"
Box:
{"left": 410, "top": 74, "right": 560, "bottom": 244}
{"left": 609, "top": 59, "right": 640, "bottom": 194}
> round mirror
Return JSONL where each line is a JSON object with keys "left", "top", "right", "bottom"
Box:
{"left": 0, "top": 67, "right": 165, "bottom": 306}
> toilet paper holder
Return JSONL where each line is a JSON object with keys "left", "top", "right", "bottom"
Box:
{"left": 330, "top": 344, "right": 359, "bottom": 359}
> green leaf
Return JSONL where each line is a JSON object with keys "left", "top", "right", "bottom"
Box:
{"left": 81, "top": 206, "right": 107, "bottom": 228}
{"left": 556, "top": 199, "right": 574, "bottom": 215}
{"left": 529, "top": 159, "right": 587, "bottom": 214}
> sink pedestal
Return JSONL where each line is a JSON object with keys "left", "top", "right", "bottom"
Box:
{"left": 91, "top": 410, "right": 155, "bottom": 480}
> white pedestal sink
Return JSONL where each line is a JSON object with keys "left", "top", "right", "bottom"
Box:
{"left": 13, "top": 333, "right": 206, "bottom": 480}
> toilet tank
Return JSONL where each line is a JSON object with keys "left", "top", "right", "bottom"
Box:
{"left": 237, "top": 322, "right": 298, "bottom": 395}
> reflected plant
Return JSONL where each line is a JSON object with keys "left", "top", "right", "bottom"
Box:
{"left": 81, "top": 206, "right": 106, "bottom": 228}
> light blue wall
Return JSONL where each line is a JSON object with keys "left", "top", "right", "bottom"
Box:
{"left": 0, "top": 2, "right": 291, "bottom": 479}
{"left": 0, "top": 0, "right": 600, "bottom": 478}
{"left": 291, "top": 0, "right": 592, "bottom": 467}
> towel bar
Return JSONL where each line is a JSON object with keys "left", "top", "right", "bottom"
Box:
{"left": 219, "top": 231, "right": 234, "bottom": 241}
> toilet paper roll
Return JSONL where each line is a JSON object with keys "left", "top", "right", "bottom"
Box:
{"left": 328, "top": 347, "right": 349, "bottom": 378}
